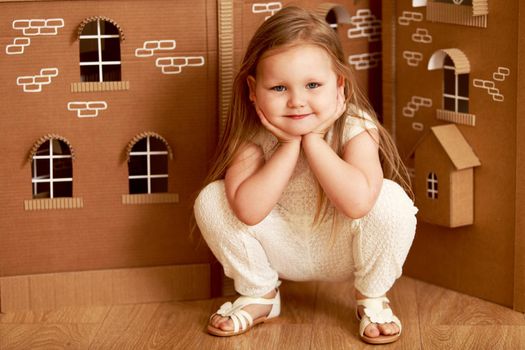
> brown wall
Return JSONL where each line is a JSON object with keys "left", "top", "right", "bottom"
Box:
{"left": 0, "top": 0, "right": 218, "bottom": 277}
{"left": 383, "top": 0, "right": 518, "bottom": 307}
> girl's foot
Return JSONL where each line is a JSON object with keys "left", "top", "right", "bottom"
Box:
{"left": 208, "top": 288, "right": 280, "bottom": 336}
{"left": 355, "top": 291, "right": 400, "bottom": 339}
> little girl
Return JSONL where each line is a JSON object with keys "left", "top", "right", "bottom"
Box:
{"left": 194, "top": 6, "right": 417, "bottom": 345}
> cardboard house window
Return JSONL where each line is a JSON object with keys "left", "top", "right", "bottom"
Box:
{"left": 427, "top": 172, "right": 438, "bottom": 199}
{"left": 413, "top": 0, "right": 428, "bottom": 6}
{"left": 316, "top": 4, "right": 351, "bottom": 30}
{"left": 128, "top": 136, "right": 169, "bottom": 194}
{"left": 31, "top": 139, "right": 73, "bottom": 198}
{"left": 426, "top": 0, "right": 488, "bottom": 27}
{"left": 443, "top": 55, "right": 469, "bottom": 113}
{"left": 79, "top": 19, "right": 121, "bottom": 82}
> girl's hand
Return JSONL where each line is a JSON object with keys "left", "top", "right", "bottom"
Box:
{"left": 254, "top": 103, "right": 302, "bottom": 144}
{"left": 308, "top": 86, "right": 347, "bottom": 139}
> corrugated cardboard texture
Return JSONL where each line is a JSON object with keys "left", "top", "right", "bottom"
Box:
{"left": 384, "top": 0, "right": 520, "bottom": 308}
{"left": 0, "top": 264, "right": 211, "bottom": 312}
{"left": 0, "top": 0, "right": 217, "bottom": 278}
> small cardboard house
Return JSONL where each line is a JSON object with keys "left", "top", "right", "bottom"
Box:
{"left": 414, "top": 124, "right": 481, "bottom": 228}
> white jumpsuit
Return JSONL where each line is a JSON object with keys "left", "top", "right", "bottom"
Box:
{"left": 194, "top": 116, "right": 418, "bottom": 298}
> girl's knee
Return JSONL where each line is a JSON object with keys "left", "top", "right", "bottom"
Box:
{"left": 364, "top": 179, "right": 418, "bottom": 234}
{"left": 194, "top": 180, "right": 226, "bottom": 217}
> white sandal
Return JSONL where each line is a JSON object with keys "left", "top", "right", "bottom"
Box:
{"left": 356, "top": 296, "right": 402, "bottom": 344}
{"left": 207, "top": 288, "right": 281, "bottom": 337}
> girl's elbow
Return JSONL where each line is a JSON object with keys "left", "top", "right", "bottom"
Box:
{"left": 233, "top": 207, "right": 265, "bottom": 226}
{"left": 338, "top": 198, "right": 375, "bottom": 219}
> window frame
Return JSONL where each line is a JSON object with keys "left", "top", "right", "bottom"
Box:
{"left": 426, "top": 172, "right": 439, "bottom": 200}
{"left": 31, "top": 139, "right": 73, "bottom": 199}
{"left": 79, "top": 18, "right": 121, "bottom": 82}
{"left": 443, "top": 58, "right": 469, "bottom": 113}
{"left": 128, "top": 135, "right": 170, "bottom": 194}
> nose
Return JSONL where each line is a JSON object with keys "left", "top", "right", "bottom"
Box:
{"left": 287, "top": 89, "right": 305, "bottom": 109}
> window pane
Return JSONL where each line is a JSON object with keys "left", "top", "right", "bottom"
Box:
{"left": 100, "top": 21, "right": 120, "bottom": 35}
{"left": 435, "top": 0, "right": 472, "bottom": 5}
{"left": 81, "top": 65, "right": 100, "bottom": 82}
{"left": 54, "top": 158, "right": 73, "bottom": 178}
{"left": 151, "top": 178, "right": 168, "bottom": 193}
{"left": 149, "top": 138, "right": 167, "bottom": 152}
{"left": 52, "top": 140, "right": 71, "bottom": 156}
{"left": 129, "top": 178, "right": 148, "bottom": 194}
{"left": 444, "top": 68, "right": 455, "bottom": 94}
{"left": 458, "top": 99, "right": 469, "bottom": 113}
{"left": 101, "top": 38, "right": 121, "bottom": 61}
{"left": 34, "top": 182, "right": 50, "bottom": 198}
{"left": 35, "top": 141, "right": 50, "bottom": 156}
{"left": 444, "top": 97, "right": 456, "bottom": 111}
{"left": 129, "top": 155, "right": 147, "bottom": 176}
{"left": 81, "top": 21, "right": 98, "bottom": 35}
{"left": 443, "top": 55, "right": 453, "bottom": 66}
{"left": 54, "top": 181, "right": 73, "bottom": 197}
{"left": 150, "top": 155, "right": 168, "bottom": 174}
{"left": 325, "top": 9, "right": 337, "bottom": 26}
{"left": 458, "top": 74, "right": 469, "bottom": 97}
{"left": 132, "top": 138, "right": 147, "bottom": 152}
{"left": 79, "top": 39, "right": 99, "bottom": 62}
{"left": 33, "top": 159, "right": 50, "bottom": 179}
{"left": 102, "top": 64, "right": 121, "bottom": 81}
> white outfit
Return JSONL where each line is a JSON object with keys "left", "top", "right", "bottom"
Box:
{"left": 194, "top": 115, "right": 418, "bottom": 298}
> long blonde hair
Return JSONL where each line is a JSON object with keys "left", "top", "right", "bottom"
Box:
{"left": 198, "top": 6, "right": 412, "bottom": 227}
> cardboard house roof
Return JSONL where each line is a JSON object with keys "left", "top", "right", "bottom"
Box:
{"left": 430, "top": 124, "right": 481, "bottom": 170}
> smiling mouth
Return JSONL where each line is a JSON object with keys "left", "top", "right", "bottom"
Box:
{"left": 285, "top": 113, "right": 311, "bottom": 120}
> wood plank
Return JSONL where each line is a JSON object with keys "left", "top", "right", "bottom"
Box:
{"left": 420, "top": 325, "right": 525, "bottom": 349}
{"left": 0, "top": 305, "right": 110, "bottom": 324}
{"left": 0, "top": 324, "right": 97, "bottom": 349}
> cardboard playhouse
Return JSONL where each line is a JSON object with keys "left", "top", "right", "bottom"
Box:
{"left": 4, "top": 0, "right": 523, "bottom": 314}
{"left": 0, "top": 0, "right": 383, "bottom": 312}
{"left": 382, "top": 0, "right": 525, "bottom": 311}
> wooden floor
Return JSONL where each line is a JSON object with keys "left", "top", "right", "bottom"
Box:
{"left": 1, "top": 276, "right": 524, "bottom": 349}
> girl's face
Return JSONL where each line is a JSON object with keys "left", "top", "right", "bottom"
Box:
{"left": 248, "top": 44, "right": 343, "bottom": 136}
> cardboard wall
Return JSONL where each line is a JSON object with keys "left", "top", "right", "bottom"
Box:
{"left": 0, "top": 0, "right": 218, "bottom": 278}
{"left": 383, "top": 0, "right": 519, "bottom": 307}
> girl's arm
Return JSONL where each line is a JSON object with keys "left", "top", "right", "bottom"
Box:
{"left": 302, "top": 129, "right": 383, "bottom": 219}
{"left": 224, "top": 139, "right": 301, "bottom": 226}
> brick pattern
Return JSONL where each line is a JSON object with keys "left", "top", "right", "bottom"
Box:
{"left": 402, "top": 96, "right": 432, "bottom": 118}
{"left": 412, "top": 28, "right": 432, "bottom": 44}
{"left": 67, "top": 101, "right": 108, "bottom": 118}
{"left": 347, "top": 9, "right": 381, "bottom": 42}
{"left": 155, "top": 56, "right": 205, "bottom": 75}
{"left": 348, "top": 52, "right": 381, "bottom": 71}
{"left": 5, "top": 18, "right": 64, "bottom": 55}
{"left": 135, "top": 39, "right": 205, "bottom": 75}
{"left": 398, "top": 11, "right": 423, "bottom": 26}
{"left": 135, "top": 40, "right": 177, "bottom": 57}
{"left": 402, "top": 50, "right": 423, "bottom": 67}
{"left": 252, "top": 2, "right": 282, "bottom": 20}
{"left": 473, "top": 67, "right": 510, "bottom": 102}
{"left": 16, "top": 68, "right": 59, "bottom": 92}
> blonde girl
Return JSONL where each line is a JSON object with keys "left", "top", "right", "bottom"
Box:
{"left": 194, "top": 6, "right": 417, "bottom": 345}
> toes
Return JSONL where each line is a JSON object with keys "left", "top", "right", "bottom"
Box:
{"left": 378, "top": 322, "right": 399, "bottom": 336}
{"left": 364, "top": 324, "right": 380, "bottom": 338}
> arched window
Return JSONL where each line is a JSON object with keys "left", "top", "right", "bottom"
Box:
{"left": 31, "top": 137, "right": 73, "bottom": 198}
{"left": 79, "top": 18, "right": 122, "bottom": 82}
{"left": 428, "top": 49, "right": 470, "bottom": 114}
{"left": 435, "top": 0, "right": 472, "bottom": 5}
{"left": 127, "top": 133, "right": 172, "bottom": 194}
{"left": 427, "top": 172, "right": 438, "bottom": 199}
{"left": 316, "top": 4, "right": 351, "bottom": 31}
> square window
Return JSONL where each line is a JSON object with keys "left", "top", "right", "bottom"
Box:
{"left": 458, "top": 99, "right": 469, "bottom": 113}
{"left": 102, "top": 64, "right": 121, "bottom": 81}
{"left": 34, "top": 182, "right": 50, "bottom": 198}
{"left": 129, "top": 178, "right": 148, "bottom": 194}
{"left": 444, "top": 97, "right": 456, "bottom": 111}
{"left": 54, "top": 181, "right": 73, "bottom": 197}
{"left": 34, "top": 159, "right": 50, "bottom": 179}
{"left": 81, "top": 65, "right": 100, "bottom": 82}
{"left": 54, "top": 158, "right": 73, "bottom": 178}
{"left": 129, "top": 155, "right": 148, "bottom": 176}
{"left": 150, "top": 155, "right": 168, "bottom": 175}
{"left": 101, "top": 38, "right": 121, "bottom": 61}
{"left": 151, "top": 178, "right": 168, "bottom": 193}
{"left": 80, "top": 39, "right": 99, "bottom": 62}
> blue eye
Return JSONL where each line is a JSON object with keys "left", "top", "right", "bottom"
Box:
{"left": 306, "top": 82, "right": 320, "bottom": 89}
{"left": 271, "top": 85, "right": 286, "bottom": 92}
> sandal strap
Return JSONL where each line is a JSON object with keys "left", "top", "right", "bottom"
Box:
{"left": 356, "top": 296, "right": 402, "bottom": 337}
{"left": 211, "top": 288, "right": 281, "bottom": 333}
